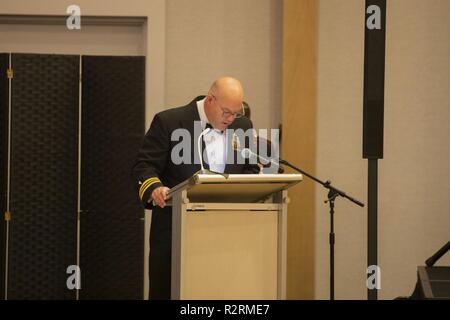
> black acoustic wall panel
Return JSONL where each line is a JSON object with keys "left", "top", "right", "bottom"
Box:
{"left": 80, "top": 56, "right": 144, "bottom": 299}
{"left": 0, "top": 53, "right": 9, "bottom": 298}
{"left": 8, "top": 54, "right": 79, "bottom": 299}
{"left": 363, "top": 0, "right": 386, "bottom": 159}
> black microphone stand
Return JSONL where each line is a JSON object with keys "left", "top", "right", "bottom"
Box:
{"left": 247, "top": 149, "right": 365, "bottom": 300}
{"left": 278, "top": 159, "right": 365, "bottom": 300}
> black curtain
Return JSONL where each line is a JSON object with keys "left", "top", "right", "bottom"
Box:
{"left": 1, "top": 53, "right": 145, "bottom": 299}
{"left": 0, "top": 53, "right": 9, "bottom": 299}
{"left": 8, "top": 54, "right": 79, "bottom": 299}
{"left": 80, "top": 56, "right": 144, "bottom": 299}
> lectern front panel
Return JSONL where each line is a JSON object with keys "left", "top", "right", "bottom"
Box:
{"left": 181, "top": 210, "right": 278, "bottom": 300}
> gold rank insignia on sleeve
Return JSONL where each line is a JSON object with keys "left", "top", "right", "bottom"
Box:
{"left": 139, "top": 177, "right": 161, "bottom": 201}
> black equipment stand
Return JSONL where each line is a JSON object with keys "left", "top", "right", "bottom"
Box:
{"left": 243, "top": 149, "right": 365, "bottom": 300}
{"left": 278, "top": 159, "right": 365, "bottom": 300}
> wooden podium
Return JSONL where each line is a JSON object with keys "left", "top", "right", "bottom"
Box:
{"left": 167, "top": 173, "right": 302, "bottom": 300}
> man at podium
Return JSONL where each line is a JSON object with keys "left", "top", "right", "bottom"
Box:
{"left": 132, "top": 77, "right": 260, "bottom": 299}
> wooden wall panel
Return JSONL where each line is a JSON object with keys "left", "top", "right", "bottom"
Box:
{"left": 282, "top": 0, "right": 317, "bottom": 299}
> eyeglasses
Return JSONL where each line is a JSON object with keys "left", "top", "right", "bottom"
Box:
{"left": 211, "top": 95, "right": 244, "bottom": 119}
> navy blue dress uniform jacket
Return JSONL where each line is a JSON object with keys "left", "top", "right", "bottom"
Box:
{"left": 131, "top": 96, "right": 260, "bottom": 208}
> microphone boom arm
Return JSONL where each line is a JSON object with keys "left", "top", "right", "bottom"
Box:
{"left": 241, "top": 147, "right": 364, "bottom": 208}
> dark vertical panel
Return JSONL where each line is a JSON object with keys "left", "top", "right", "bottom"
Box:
{"left": 81, "top": 56, "right": 144, "bottom": 299}
{"left": 363, "top": 0, "right": 386, "bottom": 301}
{"left": 363, "top": 0, "right": 386, "bottom": 159}
{"left": 0, "top": 53, "right": 9, "bottom": 298}
{"left": 8, "top": 54, "right": 79, "bottom": 299}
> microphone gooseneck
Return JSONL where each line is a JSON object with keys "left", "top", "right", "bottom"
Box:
{"left": 198, "top": 127, "right": 211, "bottom": 173}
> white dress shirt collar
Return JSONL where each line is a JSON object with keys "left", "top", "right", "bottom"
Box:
{"left": 196, "top": 98, "right": 209, "bottom": 130}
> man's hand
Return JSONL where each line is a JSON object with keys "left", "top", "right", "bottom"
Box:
{"left": 151, "top": 186, "right": 170, "bottom": 208}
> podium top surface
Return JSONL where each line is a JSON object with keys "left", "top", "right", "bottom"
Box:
{"left": 168, "top": 173, "right": 302, "bottom": 203}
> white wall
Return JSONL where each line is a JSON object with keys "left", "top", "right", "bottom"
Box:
{"left": 381, "top": 0, "right": 450, "bottom": 299}
{"left": 0, "top": 0, "right": 282, "bottom": 130}
{"left": 316, "top": 0, "right": 450, "bottom": 300}
{"left": 0, "top": 0, "right": 166, "bottom": 128}
{"left": 0, "top": 23, "right": 144, "bottom": 56}
{"left": 165, "top": 0, "right": 282, "bottom": 131}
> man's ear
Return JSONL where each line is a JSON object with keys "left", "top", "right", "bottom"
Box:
{"left": 204, "top": 95, "right": 213, "bottom": 107}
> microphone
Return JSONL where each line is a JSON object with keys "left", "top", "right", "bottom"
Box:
{"left": 232, "top": 133, "right": 281, "bottom": 172}
{"left": 197, "top": 127, "right": 211, "bottom": 173}
{"left": 240, "top": 147, "right": 278, "bottom": 167}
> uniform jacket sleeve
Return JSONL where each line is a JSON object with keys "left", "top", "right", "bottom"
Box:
{"left": 131, "top": 114, "right": 168, "bottom": 208}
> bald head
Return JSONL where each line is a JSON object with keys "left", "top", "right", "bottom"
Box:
{"left": 204, "top": 77, "right": 245, "bottom": 131}
{"left": 208, "top": 77, "right": 244, "bottom": 101}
